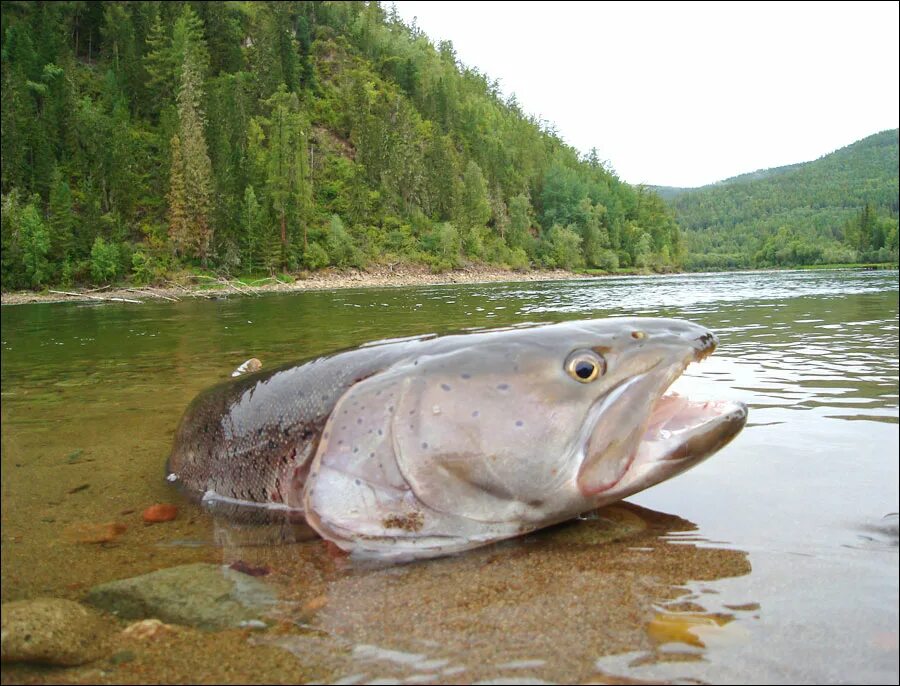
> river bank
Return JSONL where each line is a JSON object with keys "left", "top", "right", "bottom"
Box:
{"left": 0, "top": 264, "right": 587, "bottom": 306}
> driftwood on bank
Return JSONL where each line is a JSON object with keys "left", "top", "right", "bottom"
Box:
{"left": 190, "top": 274, "right": 261, "bottom": 297}
{"left": 124, "top": 287, "right": 180, "bottom": 302}
{"left": 49, "top": 290, "right": 143, "bottom": 304}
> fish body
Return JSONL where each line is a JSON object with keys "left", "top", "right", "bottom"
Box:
{"left": 167, "top": 318, "right": 747, "bottom": 560}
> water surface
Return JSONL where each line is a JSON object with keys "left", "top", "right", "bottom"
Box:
{"left": 2, "top": 269, "right": 898, "bottom": 684}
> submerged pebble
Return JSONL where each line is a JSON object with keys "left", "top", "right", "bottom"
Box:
{"left": 121, "top": 618, "right": 178, "bottom": 640}
{"left": 84, "top": 563, "right": 277, "bottom": 631}
{"left": 0, "top": 598, "right": 110, "bottom": 666}
{"left": 142, "top": 504, "right": 178, "bottom": 523}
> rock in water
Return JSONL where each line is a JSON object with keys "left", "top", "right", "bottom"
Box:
{"left": 84, "top": 563, "right": 276, "bottom": 630}
{"left": 1, "top": 598, "right": 110, "bottom": 666}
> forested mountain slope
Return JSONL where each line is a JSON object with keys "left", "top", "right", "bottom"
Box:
{"left": 669, "top": 130, "right": 899, "bottom": 269}
{"left": 1, "top": 1, "right": 683, "bottom": 290}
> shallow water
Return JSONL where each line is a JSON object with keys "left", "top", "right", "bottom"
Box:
{"left": 2, "top": 269, "right": 898, "bottom": 684}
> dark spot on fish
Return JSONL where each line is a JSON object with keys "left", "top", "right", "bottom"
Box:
{"left": 357, "top": 418, "right": 363, "bottom": 425}
{"left": 377, "top": 429, "right": 383, "bottom": 436}
{"left": 382, "top": 511, "right": 424, "bottom": 532}
{"left": 516, "top": 420, "right": 524, "bottom": 427}
{"left": 323, "top": 432, "right": 329, "bottom": 440}
{"left": 355, "top": 479, "right": 361, "bottom": 485}
{"left": 472, "top": 410, "right": 480, "bottom": 417}
{"left": 370, "top": 452, "right": 375, "bottom": 458}
{"left": 353, "top": 447, "right": 359, "bottom": 453}
{"left": 441, "top": 384, "right": 451, "bottom": 391}
{"left": 461, "top": 373, "right": 471, "bottom": 379}
{"left": 388, "top": 405, "right": 395, "bottom": 412}
{"left": 409, "top": 409, "right": 415, "bottom": 415}
{"left": 422, "top": 442, "right": 429, "bottom": 449}
{"left": 497, "top": 383, "right": 509, "bottom": 391}
{"left": 337, "top": 440, "right": 343, "bottom": 445}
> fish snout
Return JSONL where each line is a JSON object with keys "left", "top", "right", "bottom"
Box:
{"left": 692, "top": 330, "right": 718, "bottom": 361}
{"left": 625, "top": 319, "right": 718, "bottom": 362}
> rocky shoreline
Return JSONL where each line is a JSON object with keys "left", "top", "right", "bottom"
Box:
{"left": 0, "top": 264, "right": 591, "bottom": 306}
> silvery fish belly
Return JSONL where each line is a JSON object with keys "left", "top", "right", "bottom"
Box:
{"left": 166, "top": 318, "right": 748, "bottom": 561}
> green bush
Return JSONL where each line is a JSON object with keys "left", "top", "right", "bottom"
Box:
{"left": 90, "top": 236, "right": 120, "bottom": 283}
{"left": 302, "top": 241, "right": 329, "bottom": 270}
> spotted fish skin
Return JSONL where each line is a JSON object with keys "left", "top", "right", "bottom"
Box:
{"left": 167, "top": 319, "right": 747, "bottom": 561}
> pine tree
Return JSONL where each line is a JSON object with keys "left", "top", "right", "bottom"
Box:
{"left": 167, "top": 134, "right": 190, "bottom": 255}
{"left": 20, "top": 201, "right": 51, "bottom": 287}
{"left": 241, "top": 185, "right": 263, "bottom": 273}
{"left": 262, "top": 87, "right": 311, "bottom": 265}
{"left": 48, "top": 167, "right": 74, "bottom": 264}
{"left": 176, "top": 50, "right": 214, "bottom": 264}
{"left": 508, "top": 193, "right": 535, "bottom": 256}
{"left": 460, "top": 160, "right": 491, "bottom": 256}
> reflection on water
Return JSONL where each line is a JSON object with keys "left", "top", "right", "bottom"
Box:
{"left": 1, "top": 269, "right": 898, "bottom": 684}
{"left": 215, "top": 503, "right": 753, "bottom": 685}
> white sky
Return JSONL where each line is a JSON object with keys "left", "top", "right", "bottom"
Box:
{"left": 393, "top": 1, "right": 900, "bottom": 188}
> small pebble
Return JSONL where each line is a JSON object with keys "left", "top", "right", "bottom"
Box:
{"left": 142, "top": 504, "right": 178, "bottom": 523}
{"left": 121, "top": 618, "right": 176, "bottom": 640}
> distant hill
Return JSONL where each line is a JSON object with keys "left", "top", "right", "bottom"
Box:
{"left": 662, "top": 130, "right": 899, "bottom": 269}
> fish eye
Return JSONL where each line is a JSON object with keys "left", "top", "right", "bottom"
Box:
{"left": 565, "top": 350, "right": 606, "bottom": 383}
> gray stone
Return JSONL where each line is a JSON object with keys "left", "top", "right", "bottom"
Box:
{"left": 1, "top": 598, "right": 110, "bottom": 666}
{"left": 84, "top": 563, "right": 277, "bottom": 630}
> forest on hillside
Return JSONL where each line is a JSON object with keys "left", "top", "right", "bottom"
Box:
{"left": 669, "top": 130, "right": 899, "bottom": 270}
{"left": 0, "top": 1, "right": 685, "bottom": 291}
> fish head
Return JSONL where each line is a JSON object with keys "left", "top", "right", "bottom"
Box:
{"left": 306, "top": 318, "right": 747, "bottom": 558}
{"left": 389, "top": 318, "right": 747, "bottom": 519}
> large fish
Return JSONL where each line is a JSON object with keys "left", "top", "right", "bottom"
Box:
{"left": 167, "top": 318, "right": 747, "bottom": 561}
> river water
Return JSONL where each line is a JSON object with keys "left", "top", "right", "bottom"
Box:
{"left": 1, "top": 269, "right": 898, "bottom": 684}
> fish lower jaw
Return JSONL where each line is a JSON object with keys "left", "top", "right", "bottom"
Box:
{"left": 581, "top": 393, "right": 747, "bottom": 502}
{"left": 627, "top": 395, "right": 748, "bottom": 485}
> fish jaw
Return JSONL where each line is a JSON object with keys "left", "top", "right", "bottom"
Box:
{"left": 613, "top": 395, "right": 748, "bottom": 499}
{"left": 577, "top": 328, "right": 747, "bottom": 500}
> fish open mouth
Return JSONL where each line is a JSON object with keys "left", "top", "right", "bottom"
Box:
{"left": 579, "top": 336, "right": 748, "bottom": 498}
{"left": 636, "top": 392, "right": 748, "bottom": 465}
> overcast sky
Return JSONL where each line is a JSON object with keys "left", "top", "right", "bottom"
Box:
{"left": 393, "top": 1, "right": 900, "bottom": 188}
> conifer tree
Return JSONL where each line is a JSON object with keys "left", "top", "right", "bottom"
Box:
{"left": 48, "top": 167, "right": 74, "bottom": 265}
{"left": 167, "top": 134, "right": 189, "bottom": 255}
{"left": 176, "top": 50, "right": 214, "bottom": 264}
